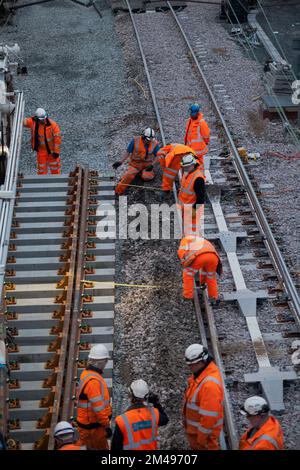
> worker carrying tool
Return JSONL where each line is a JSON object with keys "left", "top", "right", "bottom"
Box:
{"left": 23, "top": 108, "right": 61, "bottom": 175}
{"left": 157, "top": 143, "right": 197, "bottom": 196}
{"left": 184, "top": 103, "right": 210, "bottom": 171}
{"left": 239, "top": 396, "right": 284, "bottom": 450}
{"left": 113, "top": 127, "right": 160, "bottom": 195}
{"left": 178, "top": 235, "right": 222, "bottom": 300}
{"left": 53, "top": 421, "right": 81, "bottom": 451}
{"left": 111, "top": 379, "right": 169, "bottom": 450}
{"left": 76, "top": 344, "right": 112, "bottom": 450}
{"left": 183, "top": 344, "right": 224, "bottom": 450}
{"left": 177, "top": 154, "right": 206, "bottom": 236}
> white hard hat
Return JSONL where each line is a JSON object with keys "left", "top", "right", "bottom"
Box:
{"left": 181, "top": 153, "right": 197, "bottom": 167}
{"left": 240, "top": 396, "right": 269, "bottom": 416}
{"left": 185, "top": 343, "right": 209, "bottom": 364}
{"left": 129, "top": 379, "right": 149, "bottom": 399}
{"left": 88, "top": 344, "right": 110, "bottom": 360}
{"left": 35, "top": 108, "right": 47, "bottom": 119}
{"left": 142, "top": 127, "right": 155, "bottom": 141}
{"left": 54, "top": 421, "right": 74, "bottom": 438}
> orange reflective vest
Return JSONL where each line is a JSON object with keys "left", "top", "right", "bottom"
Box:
{"left": 130, "top": 136, "right": 159, "bottom": 164}
{"left": 178, "top": 236, "right": 220, "bottom": 268}
{"left": 24, "top": 117, "right": 61, "bottom": 154}
{"left": 178, "top": 167, "right": 205, "bottom": 206}
{"left": 76, "top": 369, "right": 111, "bottom": 429}
{"left": 239, "top": 416, "right": 284, "bottom": 450}
{"left": 183, "top": 361, "right": 224, "bottom": 448}
{"left": 115, "top": 405, "right": 160, "bottom": 450}
{"left": 184, "top": 114, "right": 210, "bottom": 158}
{"left": 158, "top": 143, "right": 196, "bottom": 185}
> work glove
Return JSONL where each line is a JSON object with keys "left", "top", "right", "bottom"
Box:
{"left": 105, "top": 426, "right": 113, "bottom": 439}
{"left": 144, "top": 165, "right": 153, "bottom": 171}
{"left": 112, "top": 161, "right": 122, "bottom": 170}
{"left": 52, "top": 153, "right": 60, "bottom": 159}
{"left": 147, "top": 392, "right": 160, "bottom": 407}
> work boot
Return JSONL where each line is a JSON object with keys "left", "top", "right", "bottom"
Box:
{"left": 210, "top": 298, "right": 220, "bottom": 307}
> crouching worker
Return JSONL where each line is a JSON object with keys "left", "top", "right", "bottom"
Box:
{"left": 178, "top": 235, "right": 222, "bottom": 300}
{"left": 111, "top": 379, "right": 169, "bottom": 450}
{"left": 113, "top": 128, "right": 160, "bottom": 195}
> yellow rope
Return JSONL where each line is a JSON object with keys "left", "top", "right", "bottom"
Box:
{"left": 81, "top": 280, "right": 159, "bottom": 289}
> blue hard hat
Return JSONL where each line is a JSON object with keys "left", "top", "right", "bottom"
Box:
{"left": 189, "top": 103, "right": 201, "bottom": 116}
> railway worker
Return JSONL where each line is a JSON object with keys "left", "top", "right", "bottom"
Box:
{"left": 157, "top": 143, "right": 197, "bottom": 197}
{"left": 113, "top": 127, "right": 160, "bottom": 195}
{"left": 177, "top": 154, "right": 206, "bottom": 236}
{"left": 53, "top": 421, "right": 81, "bottom": 451}
{"left": 184, "top": 103, "right": 210, "bottom": 171}
{"left": 76, "top": 344, "right": 112, "bottom": 450}
{"left": 111, "top": 379, "right": 169, "bottom": 451}
{"left": 177, "top": 235, "right": 222, "bottom": 301}
{"left": 239, "top": 396, "right": 284, "bottom": 450}
{"left": 23, "top": 108, "right": 61, "bottom": 175}
{"left": 183, "top": 343, "right": 224, "bottom": 450}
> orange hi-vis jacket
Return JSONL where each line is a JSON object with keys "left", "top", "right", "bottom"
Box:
{"left": 178, "top": 236, "right": 220, "bottom": 268}
{"left": 24, "top": 117, "right": 61, "bottom": 155}
{"left": 239, "top": 416, "right": 284, "bottom": 450}
{"left": 58, "top": 444, "right": 81, "bottom": 451}
{"left": 76, "top": 369, "right": 111, "bottom": 429}
{"left": 178, "top": 167, "right": 205, "bottom": 207}
{"left": 184, "top": 114, "right": 210, "bottom": 167}
{"left": 183, "top": 361, "right": 224, "bottom": 450}
{"left": 130, "top": 136, "right": 159, "bottom": 169}
{"left": 115, "top": 405, "right": 160, "bottom": 450}
{"left": 157, "top": 143, "right": 196, "bottom": 190}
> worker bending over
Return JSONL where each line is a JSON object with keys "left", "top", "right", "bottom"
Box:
{"left": 111, "top": 379, "right": 169, "bottom": 450}
{"left": 113, "top": 128, "right": 160, "bottom": 195}
{"left": 178, "top": 235, "right": 222, "bottom": 301}
{"left": 157, "top": 143, "right": 196, "bottom": 196}
{"left": 23, "top": 108, "right": 61, "bottom": 175}
{"left": 53, "top": 421, "right": 81, "bottom": 451}
{"left": 76, "top": 344, "right": 112, "bottom": 450}
{"left": 184, "top": 103, "right": 210, "bottom": 171}
{"left": 239, "top": 396, "right": 284, "bottom": 450}
{"left": 183, "top": 344, "right": 224, "bottom": 450}
{"left": 177, "top": 154, "right": 206, "bottom": 236}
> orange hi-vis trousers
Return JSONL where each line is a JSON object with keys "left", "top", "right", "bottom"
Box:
{"left": 182, "top": 252, "right": 219, "bottom": 299}
{"left": 37, "top": 151, "right": 61, "bottom": 175}
{"left": 78, "top": 427, "right": 109, "bottom": 450}
{"left": 115, "top": 162, "right": 154, "bottom": 195}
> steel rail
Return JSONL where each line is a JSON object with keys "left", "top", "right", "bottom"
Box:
{"left": 126, "top": 0, "right": 237, "bottom": 449}
{"left": 47, "top": 166, "right": 83, "bottom": 450}
{"left": 61, "top": 167, "right": 89, "bottom": 422}
{"left": 167, "top": 1, "right": 300, "bottom": 325}
{"left": 125, "top": 0, "right": 166, "bottom": 146}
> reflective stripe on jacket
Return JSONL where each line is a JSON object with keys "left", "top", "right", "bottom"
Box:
{"left": 76, "top": 369, "right": 111, "bottom": 428}
{"left": 239, "top": 416, "right": 284, "bottom": 450}
{"left": 178, "top": 167, "right": 205, "bottom": 206}
{"left": 24, "top": 117, "right": 61, "bottom": 154}
{"left": 131, "top": 136, "right": 159, "bottom": 163}
{"left": 115, "top": 405, "right": 160, "bottom": 450}
{"left": 184, "top": 114, "right": 210, "bottom": 158}
{"left": 178, "top": 236, "right": 220, "bottom": 268}
{"left": 183, "top": 361, "right": 224, "bottom": 448}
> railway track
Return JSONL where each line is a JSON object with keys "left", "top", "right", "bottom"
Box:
{"left": 3, "top": 168, "right": 115, "bottom": 450}
{"left": 125, "top": 0, "right": 300, "bottom": 449}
